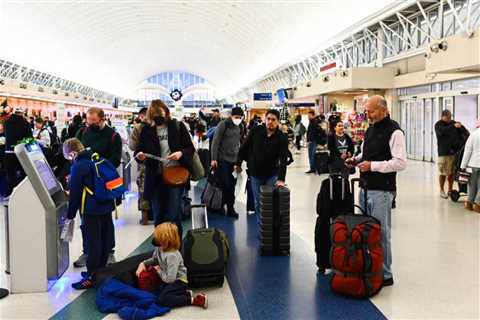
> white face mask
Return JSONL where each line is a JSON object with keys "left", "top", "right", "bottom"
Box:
{"left": 232, "top": 118, "right": 242, "bottom": 126}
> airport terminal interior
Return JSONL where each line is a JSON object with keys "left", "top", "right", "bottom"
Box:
{"left": 0, "top": 0, "right": 479, "bottom": 319}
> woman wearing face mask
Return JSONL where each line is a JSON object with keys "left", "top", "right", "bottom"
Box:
{"left": 135, "top": 100, "right": 194, "bottom": 236}
{"left": 327, "top": 120, "right": 355, "bottom": 176}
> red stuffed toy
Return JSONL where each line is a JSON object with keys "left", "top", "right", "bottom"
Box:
{"left": 137, "top": 266, "right": 162, "bottom": 292}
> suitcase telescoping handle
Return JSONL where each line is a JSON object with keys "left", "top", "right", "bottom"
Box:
{"left": 191, "top": 204, "right": 208, "bottom": 229}
{"left": 328, "top": 173, "right": 346, "bottom": 201}
{"left": 350, "top": 178, "right": 368, "bottom": 216}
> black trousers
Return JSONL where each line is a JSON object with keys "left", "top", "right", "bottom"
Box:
{"left": 84, "top": 214, "right": 114, "bottom": 275}
{"left": 4, "top": 153, "right": 25, "bottom": 195}
{"left": 295, "top": 136, "right": 302, "bottom": 151}
{"left": 156, "top": 280, "right": 191, "bottom": 308}
{"left": 217, "top": 161, "right": 236, "bottom": 209}
{"left": 81, "top": 213, "right": 116, "bottom": 255}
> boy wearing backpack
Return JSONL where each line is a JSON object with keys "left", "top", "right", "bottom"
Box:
{"left": 63, "top": 138, "right": 115, "bottom": 290}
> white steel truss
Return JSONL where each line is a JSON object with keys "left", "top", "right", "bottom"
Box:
{"left": 241, "top": 0, "right": 480, "bottom": 99}
{"left": 0, "top": 59, "right": 132, "bottom": 105}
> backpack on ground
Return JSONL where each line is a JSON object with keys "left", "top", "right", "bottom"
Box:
{"left": 182, "top": 204, "right": 229, "bottom": 288}
{"left": 330, "top": 178, "right": 384, "bottom": 298}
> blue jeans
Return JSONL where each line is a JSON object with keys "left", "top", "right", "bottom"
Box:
{"left": 468, "top": 168, "right": 480, "bottom": 204}
{"left": 152, "top": 182, "right": 184, "bottom": 237}
{"left": 307, "top": 142, "right": 317, "bottom": 171}
{"left": 251, "top": 175, "right": 278, "bottom": 225}
{"left": 359, "top": 189, "right": 394, "bottom": 280}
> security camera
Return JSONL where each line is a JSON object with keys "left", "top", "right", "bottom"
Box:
{"left": 438, "top": 40, "right": 448, "bottom": 51}
{"left": 340, "top": 70, "right": 348, "bottom": 77}
{"left": 306, "top": 82, "right": 311, "bottom": 87}
{"left": 322, "top": 75, "right": 330, "bottom": 82}
{"left": 424, "top": 52, "right": 431, "bottom": 59}
{"left": 430, "top": 43, "right": 439, "bottom": 53}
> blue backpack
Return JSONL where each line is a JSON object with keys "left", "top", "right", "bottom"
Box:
{"left": 87, "top": 153, "right": 125, "bottom": 202}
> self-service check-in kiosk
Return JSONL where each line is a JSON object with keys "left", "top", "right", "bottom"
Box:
{"left": 6, "top": 142, "right": 69, "bottom": 293}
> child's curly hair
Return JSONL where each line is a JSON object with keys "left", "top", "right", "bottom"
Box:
{"left": 153, "top": 223, "right": 181, "bottom": 252}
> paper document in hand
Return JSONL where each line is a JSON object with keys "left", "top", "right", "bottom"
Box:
{"left": 60, "top": 219, "right": 75, "bottom": 242}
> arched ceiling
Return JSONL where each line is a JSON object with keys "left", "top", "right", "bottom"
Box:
{"left": 0, "top": 0, "right": 394, "bottom": 99}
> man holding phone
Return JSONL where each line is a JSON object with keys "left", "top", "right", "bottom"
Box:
{"left": 345, "top": 95, "right": 407, "bottom": 287}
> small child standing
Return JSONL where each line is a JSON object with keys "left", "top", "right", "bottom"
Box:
{"left": 136, "top": 223, "right": 208, "bottom": 309}
{"left": 64, "top": 138, "right": 115, "bottom": 290}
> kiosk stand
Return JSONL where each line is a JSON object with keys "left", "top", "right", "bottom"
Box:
{"left": 7, "top": 142, "right": 69, "bottom": 293}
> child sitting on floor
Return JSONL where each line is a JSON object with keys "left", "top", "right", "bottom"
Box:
{"left": 136, "top": 223, "right": 208, "bottom": 309}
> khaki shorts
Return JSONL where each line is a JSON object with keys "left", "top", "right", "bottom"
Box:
{"left": 438, "top": 155, "right": 456, "bottom": 176}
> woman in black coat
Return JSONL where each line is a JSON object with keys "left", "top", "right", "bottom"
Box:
{"left": 135, "top": 100, "right": 194, "bottom": 236}
{"left": 327, "top": 120, "right": 355, "bottom": 176}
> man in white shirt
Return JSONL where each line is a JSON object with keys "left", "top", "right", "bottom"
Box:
{"left": 346, "top": 95, "right": 407, "bottom": 287}
{"left": 33, "top": 117, "right": 51, "bottom": 148}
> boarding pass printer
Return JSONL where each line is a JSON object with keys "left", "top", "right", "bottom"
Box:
{"left": 6, "top": 142, "right": 69, "bottom": 293}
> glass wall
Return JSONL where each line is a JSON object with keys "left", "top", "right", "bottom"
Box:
{"left": 137, "top": 71, "right": 216, "bottom": 106}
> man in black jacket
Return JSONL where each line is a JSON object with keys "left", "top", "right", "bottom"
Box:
{"left": 4, "top": 107, "right": 32, "bottom": 195}
{"left": 306, "top": 110, "right": 326, "bottom": 174}
{"left": 434, "top": 110, "right": 464, "bottom": 199}
{"left": 235, "top": 109, "right": 289, "bottom": 225}
{"left": 74, "top": 107, "right": 122, "bottom": 267}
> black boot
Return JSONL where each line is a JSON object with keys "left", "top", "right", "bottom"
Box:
{"left": 226, "top": 205, "right": 239, "bottom": 219}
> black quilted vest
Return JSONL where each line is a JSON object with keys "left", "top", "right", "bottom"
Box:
{"left": 360, "top": 117, "right": 401, "bottom": 192}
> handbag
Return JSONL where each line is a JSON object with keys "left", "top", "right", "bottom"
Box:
{"left": 162, "top": 166, "right": 189, "bottom": 187}
{"left": 190, "top": 151, "right": 205, "bottom": 181}
{"left": 201, "top": 170, "right": 223, "bottom": 210}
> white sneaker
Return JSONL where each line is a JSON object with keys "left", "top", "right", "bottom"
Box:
{"left": 440, "top": 191, "right": 448, "bottom": 199}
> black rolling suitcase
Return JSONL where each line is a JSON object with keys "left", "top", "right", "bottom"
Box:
{"left": 315, "top": 151, "right": 329, "bottom": 174}
{"left": 315, "top": 173, "right": 353, "bottom": 271}
{"left": 259, "top": 185, "right": 290, "bottom": 256}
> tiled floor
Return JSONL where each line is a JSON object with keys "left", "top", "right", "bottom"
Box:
{"left": 0, "top": 150, "right": 478, "bottom": 319}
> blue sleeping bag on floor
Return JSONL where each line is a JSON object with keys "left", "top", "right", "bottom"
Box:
{"left": 96, "top": 279, "right": 170, "bottom": 320}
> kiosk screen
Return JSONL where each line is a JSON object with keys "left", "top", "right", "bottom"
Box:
{"left": 34, "top": 159, "right": 58, "bottom": 192}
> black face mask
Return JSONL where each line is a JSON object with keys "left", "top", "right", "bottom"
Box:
{"left": 154, "top": 116, "right": 165, "bottom": 126}
{"left": 90, "top": 124, "right": 100, "bottom": 132}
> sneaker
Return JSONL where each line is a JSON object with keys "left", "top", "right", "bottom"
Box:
{"left": 440, "top": 191, "right": 448, "bottom": 199}
{"left": 382, "top": 277, "right": 394, "bottom": 287}
{"left": 71, "top": 278, "right": 93, "bottom": 290}
{"left": 73, "top": 254, "right": 88, "bottom": 268}
{"left": 107, "top": 253, "right": 116, "bottom": 265}
{"left": 192, "top": 293, "right": 208, "bottom": 309}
